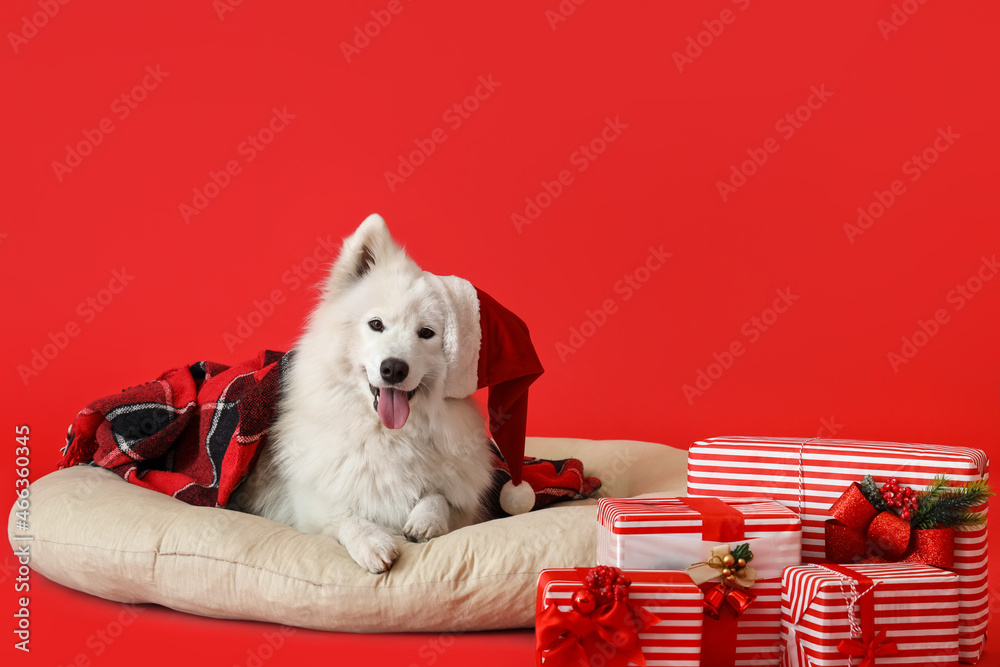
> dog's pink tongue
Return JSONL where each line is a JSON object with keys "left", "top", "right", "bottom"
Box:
{"left": 377, "top": 388, "right": 409, "bottom": 429}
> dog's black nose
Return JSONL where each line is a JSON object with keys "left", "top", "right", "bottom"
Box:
{"left": 380, "top": 358, "right": 409, "bottom": 385}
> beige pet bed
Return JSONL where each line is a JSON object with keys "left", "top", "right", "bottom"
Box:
{"left": 7, "top": 437, "right": 687, "bottom": 632}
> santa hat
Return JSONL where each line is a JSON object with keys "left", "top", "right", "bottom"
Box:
{"left": 333, "top": 214, "right": 545, "bottom": 515}
{"left": 426, "top": 275, "right": 544, "bottom": 515}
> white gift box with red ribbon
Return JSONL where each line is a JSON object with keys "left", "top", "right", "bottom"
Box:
{"left": 596, "top": 496, "right": 801, "bottom": 666}
{"left": 685, "top": 436, "right": 988, "bottom": 664}
{"left": 780, "top": 562, "right": 960, "bottom": 667}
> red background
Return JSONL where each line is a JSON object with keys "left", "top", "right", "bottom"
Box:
{"left": 3, "top": 0, "right": 998, "bottom": 665}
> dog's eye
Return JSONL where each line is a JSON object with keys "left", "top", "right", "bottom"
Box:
{"left": 417, "top": 327, "right": 435, "bottom": 340}
{"left": 369, "top": 319, "right": 384, "bottom": 332}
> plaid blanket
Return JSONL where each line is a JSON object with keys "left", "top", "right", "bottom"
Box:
{"left": 59, "top": 350, "right": 600, "bottom": 512}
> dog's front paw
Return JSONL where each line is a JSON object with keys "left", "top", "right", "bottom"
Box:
{"left": 404, "top": 496, "right": 450, "bottom": 542}
{"left": 404, "top": 513, "right": 449, "bottom": 542}
{"left": 348, "top": 530, "right": 399, "bottom": 574}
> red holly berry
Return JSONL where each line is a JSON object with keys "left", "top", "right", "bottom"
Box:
{"left": 879, "top": 478, "right": 920, "bottom": 522}
{"left": 584, "top": 565, "right": 632, "bottom": 605}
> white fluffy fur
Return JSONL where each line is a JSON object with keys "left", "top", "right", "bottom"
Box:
{"left": 235, "top": 215, "right": 494, "bottom": 574}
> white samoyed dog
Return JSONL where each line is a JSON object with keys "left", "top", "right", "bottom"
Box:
{"left": 236, "top": 214, "right": 494, "bottom": 573}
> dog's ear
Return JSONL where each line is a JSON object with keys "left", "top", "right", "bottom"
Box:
{"left": 326, "top": 214, "right": 402, "bottom": 293}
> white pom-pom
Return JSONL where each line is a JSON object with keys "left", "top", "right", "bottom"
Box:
{"left": 500, "top": 480, "right": 535, "bottom": 515}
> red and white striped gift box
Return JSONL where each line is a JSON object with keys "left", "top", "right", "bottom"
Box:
{"left": 536, "top": 569, "right": 703, "bottom": 667}
{"left": 780, "top": 563, "right": 960, "bottom": 667}
{"left": 596, "top": 497, "right": 802, "bottom": 666}
{"left": 686, "top": 436, "right": 988, "bottom": 664}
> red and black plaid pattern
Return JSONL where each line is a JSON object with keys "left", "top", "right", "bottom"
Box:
{"left": 485, "top": 449, "right": 602, "bottom": 518}
{"left": 60, "top": 349, "right": 602, "bottom": 511}
{"left": 59, "top": 350, "right": 288, "bottom": 507}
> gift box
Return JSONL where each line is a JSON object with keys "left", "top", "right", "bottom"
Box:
{"left": 536, "top": 568, "right": 703, "bottom": 667}
{"left": 780, "top": 562, "right": 960, "bottom": 667}
{"left": 597, "top": 497, "right": 801, "bottom": 666}
{"left": 686, "top": 436, "right": 988, "bottom": 663}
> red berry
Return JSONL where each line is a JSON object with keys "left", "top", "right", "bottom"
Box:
{"left": 885, "top": 491, "right": 895, "bottom": 500}
{"left": 888, "top": 478, "right": 898, "bottom": 486}
{"left": 901, "top": 510, "right": 910, "bottom": 520}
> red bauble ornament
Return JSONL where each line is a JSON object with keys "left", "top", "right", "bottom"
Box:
{"left": 572, "top": 588, "right": 596, "bottom": 615}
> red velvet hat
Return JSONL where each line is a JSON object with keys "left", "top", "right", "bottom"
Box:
{"left": 428, "top": 274, "right": 544, "bottom": 514}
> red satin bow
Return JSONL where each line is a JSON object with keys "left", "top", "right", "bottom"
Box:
{"left": 536, "top": 599, "right": 660, "bottom": 667}
{"left": 838, "top": 629, "right": 899, "bottom": 667}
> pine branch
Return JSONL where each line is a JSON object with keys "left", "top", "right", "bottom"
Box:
{"left": 910, "top": 476, "right": 949, "bottom": 528}
{"left": 860, "top": 475, "right": 889, "bottom": 512}
{"left": 731, "top": 543, "right": 753, "bottom": 563}
{"left": 912, "top": 476, "right": 993, "bottom": 530}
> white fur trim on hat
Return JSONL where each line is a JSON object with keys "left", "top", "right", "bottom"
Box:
{"left": 499, "top": 479, "right": 535, "bottom": 515}
{"left": 425, "top": 274, "right": 481, "bottom": 399}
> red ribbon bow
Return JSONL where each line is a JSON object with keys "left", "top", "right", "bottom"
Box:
{"left": 837, "top": 629, "right": 899, "bottom": 667}
{"left": 825, "top": 481, "right": 954, "bottom": 568}
{"left": 536, "top": 594, "right": 659, "bottom": 667}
